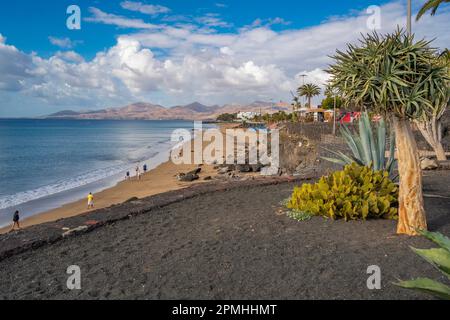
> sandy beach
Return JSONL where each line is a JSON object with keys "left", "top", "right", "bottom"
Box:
{"left": 0, "top": 161, "right": 217, "bottom": 234}
{"left": 0, "top": 123, "right": 244, "bottom": 234}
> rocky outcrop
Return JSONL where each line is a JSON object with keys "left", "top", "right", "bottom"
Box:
{"left": 176, "top": 173, "right": 200, "bottom": 182}
{"left": 421, "top": 158, "right": 439, "bottom": 170}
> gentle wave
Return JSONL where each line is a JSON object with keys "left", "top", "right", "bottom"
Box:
{"left": 0, "top": 164, "right": 128, "bottom": 210}
{"left": 0, "top": 139, "right": 174, "bottom": 210}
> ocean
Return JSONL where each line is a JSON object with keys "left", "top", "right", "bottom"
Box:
{"left": 0, "top": 119, "right": 210, "bottom": 227}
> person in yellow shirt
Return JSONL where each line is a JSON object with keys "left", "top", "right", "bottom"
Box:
{"left": 87, "top": 192, "right": 94, "bottom": 209}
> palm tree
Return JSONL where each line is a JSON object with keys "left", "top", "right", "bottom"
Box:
{"left": 290, "top": 91, "right": 301, "bottom": 112}
{"left": 297, "top": 83, "right": 321, "bottom": 109}
{"left": 328, "top": 30, "right": 449, "bottom": 236}
{"left": 416, "top": 0, "right": 450, "bottom": 20}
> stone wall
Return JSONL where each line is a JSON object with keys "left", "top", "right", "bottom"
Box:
{"left": 278, "top": 114, "right": 450, "bottom": 176}
{"left": 279, "top": 123, "right": 348, "bottom": 176}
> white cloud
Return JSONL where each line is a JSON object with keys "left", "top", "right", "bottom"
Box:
{"left": 54, "top": 51, "right": 85, "bottom": 63}
{"left": 1, "top": 0, "right": 450, "bottom": 114}
{"left": 120, "top": 1, "right": 170, "bottom": 16}
{"left": 195, "top": 13, "right": 232, "bottom": 28}
{"left": 48, "top": 36, "right": 81, "bottom": 49}
{"left": 85, "top": 7, "right": 159, "bottom": 29}
{"left": 242, "top": 17, "right": 291, "bottom": 31}
{"left": 0, "top": 35, "right": 37, "bottom": 91}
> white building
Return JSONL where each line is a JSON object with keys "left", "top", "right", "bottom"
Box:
{"left": 237, "top": 111, "right": 261, "bottom": 121}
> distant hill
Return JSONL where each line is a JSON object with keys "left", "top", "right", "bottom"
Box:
{"left": 45, "top": 101, "right": 289, "bottom": 121}
{"left": 171, "top": 102, "right": 220, "bottom": 113}
{"left": 47, "top": 110, "right": 81, "bottom": 117}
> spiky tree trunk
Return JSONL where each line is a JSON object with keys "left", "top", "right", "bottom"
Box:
{"left": 393, "top": 117, "right": 427, "bottom": 235}
{"left": 415, "top": 117, "right": 447, "bottom": 161}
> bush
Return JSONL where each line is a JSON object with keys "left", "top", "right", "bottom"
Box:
{"left": 287, "top": 209, "right": 314, "bottom": 222}
{"left": 217, "top": 113, "right": 237, "bottom": 122}
{"left": 287, "top": 163, "right": 398, "bottom": 221}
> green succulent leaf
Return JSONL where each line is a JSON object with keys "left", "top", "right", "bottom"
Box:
{"left": 412, "top": 248, "right": 450, "bottom": 280}
{"left": 323, "top": 112, "right": 397, "bottom": 178}
{"left": 418, "top": 230, "right": 450, "bottom": 252}
{"left": 395, "top": 278, "right": 450, "bottom": 300}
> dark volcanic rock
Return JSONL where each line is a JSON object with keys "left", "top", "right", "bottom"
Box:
{"left": 250, "top": 163, "right": 263, "bottom": 172}
{"left": 236, "top": 164, "right": 251, "bottom": 173}
{"left": 176, "top": 173, "right": 199, "bottom": 182}
{"left": 187, "top": 167, "right": 202, "bottom": 175}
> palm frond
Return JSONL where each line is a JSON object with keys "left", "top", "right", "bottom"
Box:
{"left": 416, "top": 0, "right": 450, "bottom": 21}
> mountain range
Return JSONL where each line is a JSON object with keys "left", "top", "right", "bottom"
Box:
{"left": 45, "top": 101, "right": 290, "bottom": 121}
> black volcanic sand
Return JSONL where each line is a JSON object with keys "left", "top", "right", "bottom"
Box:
{"left": 0, "top": 171, "right": 449, "bottom": 300}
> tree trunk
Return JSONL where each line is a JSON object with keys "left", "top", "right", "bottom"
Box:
{"left": 393, "top": 117, "right": 427, "bottom": 236}
{"left": 433, "top": 142, "right": 447, "bottom": 161}
{"left": 416, "top": 117, "right": 447, "bottom": 161}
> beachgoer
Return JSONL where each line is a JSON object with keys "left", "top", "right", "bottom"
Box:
{"left": 136, "top": 165, "right": 141, "bottom": 180}
{"left": 126, "top": 171, "right": 130, "bottom": 180}
{"left": 10, "top": 210, "right": 20, "bottom": 232}
{"left": 87, "top": 192, "right": 94, "bottom": 209}
{"left": 143, "top": 164, "right": 147, "bottom": 173}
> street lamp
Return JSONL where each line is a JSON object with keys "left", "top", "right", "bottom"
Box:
{"left": 299, "top": 74, "right": 307, "bottom": 106}
{"left": 407, "top": 0, "right": 412, "bottom": 35}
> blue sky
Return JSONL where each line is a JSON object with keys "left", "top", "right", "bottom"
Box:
{"left": 0, "top": 0, "right": 449, "bottom": 116}
{"left": 1, "top": 0, "right": 392, "bottom": 59}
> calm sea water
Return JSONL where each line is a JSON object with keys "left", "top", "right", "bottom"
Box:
{"left": 0, "top": 119, "right": 209, "bottom": 227}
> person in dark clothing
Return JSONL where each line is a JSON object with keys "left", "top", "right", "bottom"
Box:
{"left": 143, "top": 164, "right": 148, "bottom": 173}
{"left": 10, "top": 210, "right": 20, "bottom": 232}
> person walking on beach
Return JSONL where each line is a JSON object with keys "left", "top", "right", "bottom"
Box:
{"left": 125, "top": 171, "right": 130, "bottom": 180}
{"left": 143, "top": 164, "right": 148, "bottom": 174}
{"left": 87, "top": 192, "right": 94, "bottom": 209}
{"left": 10, "top": 210, "right": 20, "bottom": 232}
{"left": 135, "top": 165, "right": 141, "bottom": 180}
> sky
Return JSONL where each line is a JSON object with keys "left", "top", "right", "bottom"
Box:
{"left": 0, "top": 0, "right": 449, "bottom": 117}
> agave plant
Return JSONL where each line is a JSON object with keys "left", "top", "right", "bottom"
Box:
{"left": 396, "top": 230, "right": 450, "bottom": 300}
{"left": 323, "top": 112, "right": 397, "bottom": 177}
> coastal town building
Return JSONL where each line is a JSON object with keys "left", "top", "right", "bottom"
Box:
{"left": 237, "top": 111, "right": 261, "bottom": 121}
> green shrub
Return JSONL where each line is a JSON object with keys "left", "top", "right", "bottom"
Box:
{"left": 287, "top": 163, "right": 398, "bottom": 221}
{"left": 287, "top": 209, "right": 314, "bottom": 222}
{"left": 395, "top": 230, "right": 450, "bottom": 300}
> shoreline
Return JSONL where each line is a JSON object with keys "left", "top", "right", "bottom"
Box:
{"left": 0, "top": 123, "right": 241, "bottom": 235}
{"left": 0, "top": 156, "right": 218, "bottom": 235}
